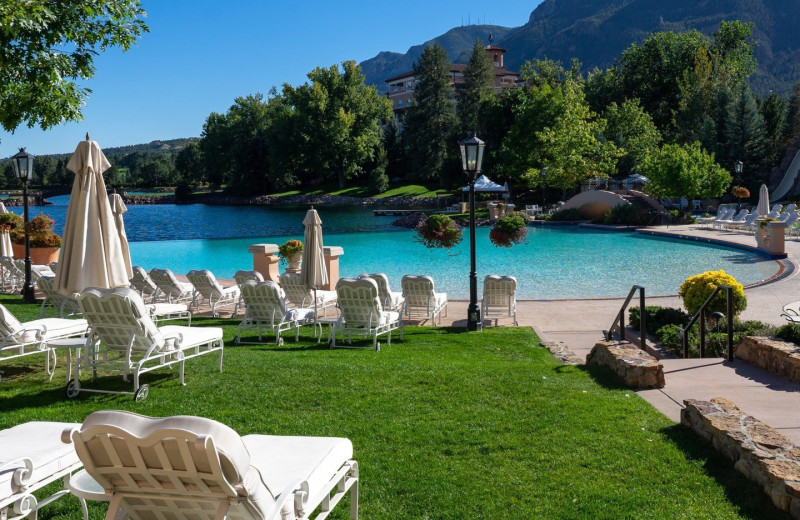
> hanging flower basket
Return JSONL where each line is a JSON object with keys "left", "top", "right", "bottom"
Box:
{"left": 415, "top": 214, "right": 463, "bottom": 250}
{"left": 489, "top": 214, "right": 528, "bottom": 248}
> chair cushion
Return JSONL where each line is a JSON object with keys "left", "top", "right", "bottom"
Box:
{"left": 381, "top": 311, "right": 400, "bottom": 326}
{"left": 0, "top": 422, "right": 81, "bottom": 498}
{"left": 242, "top": 435, "right": 353, "bottom": 507}
{"left": 146, "top": 303, "right": 189, "bottom": 317}
{"left": 158, "top": 325, "right": 222, "bottom": 349}
{"left": 14, "top": 318, "right": 88, "bottom": 344}
{"left": 0, "top": 304, "right": 23, "bottom": 338}
{"left": 285, "top": 308, "right": 316, "bottom": 322}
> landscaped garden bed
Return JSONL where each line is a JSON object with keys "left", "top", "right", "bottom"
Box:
{"left": 0, "top": 296, "right": 787, "bottom": 519}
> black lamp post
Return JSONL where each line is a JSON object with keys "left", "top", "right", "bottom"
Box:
{"left": 734, "top": 160, "right": 743, "bottom": 180}
{"left": 459, "top": 134, "right": 485, "bottom": 332}
{"left": 10, "top": 148, "right": 36, "bottom": 303}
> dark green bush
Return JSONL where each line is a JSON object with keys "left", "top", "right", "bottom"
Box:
{"left": 775, "top": 323, "right": 800, "bottom": 345}
{"left": 175, "top": 180, "right": 195, "bottom": 201}
{"left": 656, "top": 325, "right": 683, "bottom": 351}
{"left": 369, "top": 168, "right": 389, "bottom": 193}
{"left": 547, "top": 208, "right": 584, "bottom": 221}
{"left": 629, "top": 306, "right": 691, "bottom": 336}
{"left": 603, "top": 204, "right": 652, "bottom": 225}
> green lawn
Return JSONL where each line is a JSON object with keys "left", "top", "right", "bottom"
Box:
{"left": 268, "top": 183, "right": 454, "bottom": 199}
{"left": 0, "top": 297, "right": 783, "bottom": 519}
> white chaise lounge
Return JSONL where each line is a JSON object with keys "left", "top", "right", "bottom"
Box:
{"left": 0, "top": 304, "right": 88, "bottom": 382}
{"left": 62, "top": 410, "right": 359, "bottom": 520}
{"left": 401, "top": 275, "right": 448, "bottom": 325}
{"left": 71, "top": 287, "right": 223, "bottom": 401}
{"left": 235, "top": 281, "right": 316, "bottom": 346}
{"left": 280, "top": 272, "right": 337, "bottom": 317}
{"left": 1, "top": 421, "right": 86, "bottom": 520}
{"left": 186, "top": 269, "right": 240, "bottom": 317}
{"left": 481, "top": 275, "right": 519, "bottom": 326}
{"left": 149, "top": 268, "right": 194, "bottom": 304}
{"left": 334, "top": 277, "right": 402, "bottom": 350}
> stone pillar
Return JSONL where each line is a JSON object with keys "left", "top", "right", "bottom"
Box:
{"left": 248, "top": 244, "right": 280, "bottom": 283}
{"left": 506, "top": 203, "right": 515, "bottom": 215}
{"left": 323, "top": 246, "right": 344, "bottom": 291}
{"left": 488, "top": 203, "right": 498, "bottom": 222}
{"left": 756, "top": 221, "right": 787, "bottom": 256}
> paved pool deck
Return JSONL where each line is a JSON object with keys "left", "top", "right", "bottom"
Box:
{"left": 434, "top": 224, "right": 800, "bottom": 443}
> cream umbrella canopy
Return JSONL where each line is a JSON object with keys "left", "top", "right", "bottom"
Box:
{"left": 54, "top": 136, "right": 132, "bottom": 296}
{"left": 108, "top": 193, "right": 133, "bottom": 278}
{"left": 756, "top": 184, "right": 770, "bottom": 217}
{"left": 301, "top": 208, "right": 328, "bottom": 312}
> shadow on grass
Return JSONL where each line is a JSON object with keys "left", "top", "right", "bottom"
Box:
{"left": 661, "top": 423, "right": 788, "bottom": 519}
{"left": 571, "top": 363, "right": 632, "bottom": 391}
{"left": 0, "top": 372, "right": 175, "bottom": 412}
{"left": 0, "top": 365, "right": 36, "bottom": 381}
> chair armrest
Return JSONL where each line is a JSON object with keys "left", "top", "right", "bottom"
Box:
{"left": 0, "top": 457, "right": 34, "bottom": 489}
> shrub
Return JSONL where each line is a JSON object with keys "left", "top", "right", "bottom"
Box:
{"left": 775, "top": 323, "right": 800, "bottom": 345}
{"left": 603, "top": 204, "right": 650, "bottom": 225}
{"left": 489, "top": 214, "right": 527, "bottom": 248}
{"left": 369, "top": 168, "right": 389, "bottom": 194}
{"left": 416, "top": 214, "right": 463, "bottom": 250}
{"left": 628, "top": 306, "right": 690, "bottom": 336}
{"left": 679, "top": 270, "right": 746, "bottom": 316}
{"left": 175, "top": 180, "right": 195, "bottom": 201}
{"left": 655, "top": 324, "right": 683, "bottom": 352}
{"left": 547, "top": 208, "right": 584, "bottom": 221}
{"left": 7, "top": 214, "right": 62, "bottom": 248}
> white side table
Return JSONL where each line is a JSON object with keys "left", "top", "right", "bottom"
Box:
{"left": 315, "top": 317, "right": 340, "bottom": 345}
{"left": 46, "top": 337, "right": 88, "bottom": 382}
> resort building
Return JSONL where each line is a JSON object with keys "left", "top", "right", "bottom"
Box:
{"left": 385, "top": 41, "right": 521, "bottom": 114}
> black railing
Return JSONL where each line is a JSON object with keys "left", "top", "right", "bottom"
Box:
{"left": 678, "top": 285, "right": 734, "bottom": 361}
{"left": 604, "top": 285, "right": 646, "bottom": 351}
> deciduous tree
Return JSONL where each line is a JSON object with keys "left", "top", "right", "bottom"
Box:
{"left": 641, "top": 142, "right": 730, "bottom": 201}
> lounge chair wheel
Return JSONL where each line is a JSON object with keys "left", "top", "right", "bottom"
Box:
{"left": 66, "top": 378, "right": 80, "bottom": 399}
{"left": 134, "top": 384, "right": 150, "bottom": 402}
{"left": 277, "top": 337, "right": 284, "bottom": 346}
{"left": 328, "top": 339, "right": 334, "bottom": 348}
{"left": 376, "top": 342, "right": 381, "bottom": 351}
{"left": 233, "top": 337, "right": 240, "bottom": 345}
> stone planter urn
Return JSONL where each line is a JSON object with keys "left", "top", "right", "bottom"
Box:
{"left": 11, "top": 243, "right": 59, "bottom": 265}
{"left": 286, "top": 252, "right": 302, "bottom": 273}
{"left": 487, "top": 203, "right": 499, "bottom": 222}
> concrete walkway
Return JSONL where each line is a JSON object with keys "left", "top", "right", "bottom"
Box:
{"left": 432, "top": 224, "right": 800, "bottom": 443}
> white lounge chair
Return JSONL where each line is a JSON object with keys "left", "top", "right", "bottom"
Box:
{"left": 0, "top": 303, "right": 88, "bottom": 382}
{"left": 280, "top": 272, "right": 337, "bottom": 317}
{"left": 36, "top": 276, "right": 81, "bottom": 318}
{"left": 718, "top": 209, "right": 749, "bottom": 230}
{"left": 235, "top": 280, "right": 316, "bottom": 346}
{"left": 358, "top": 273, "right": 404, "bottom": 312}
{"left": 401, "top": 274, "right": 447, "bottom": 325}
{"left": 481, "top": 275, "right": 519, "bottom": 326}
{"left": 186, "top": 269, "right": 240, "bottom": 317}
{"left": 1, "top": 421, "right": 86, "bottom": 520}
{"left": 149, "top": 268, "right": 194, "bottom": 304}
{"left": 334, "top": 277, "right": 402, "bottom": 350}
{"left": 72, "top": 287, "right": 223, "bottom": 401}
{"left": 730, "top": 212, "right": 759, "bottom": 232}
{"left": 709, "top": 209, "right": 735, "bottom": 230}
{"left": 62, "top": 410, "right": 358, "bottom": 520}
{"left": 129, "top": 266, "right": 160, "bottom": 302}
{"left": 0, "top": 256, "right": 23, "bottom": 293}
{"left": 233, "top": 269, "right": 264, "bottom": 317}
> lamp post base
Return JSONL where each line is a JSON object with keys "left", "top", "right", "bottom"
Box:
{"left": 467, "top": 302, "right": 482, "bottom": 332}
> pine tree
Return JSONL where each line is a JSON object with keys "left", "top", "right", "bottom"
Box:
{"left": 725, "top": 84, "right": 768, "bottom": 190}
{"left": 458, "top": 39, "right": 494, "bottom": 134}
{"left": 783, "top": 81, "right": 800, "bottom": 150}
{"left": 760, "top": 92, "right": 787, "bottom": 168}
{"left": 403, "top": 43, "right": 459, "bottom": 186}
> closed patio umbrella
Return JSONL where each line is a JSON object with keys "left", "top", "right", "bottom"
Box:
{"left": 757, "top": 184, "right": 770, "bottom": 217}
{"left": 0, "top": 230, "right": 11, "bottom": 257}
{"left": 0, "top": 202, "right": 7, "bottom": 214}
{"left": 301, "top": 208, "right": 328, "bottom": 310}
{"left": 109, "top": 193, "right": 133, "bottom": 278}
{"left": 54, "top": 135, "right": 131, "bottom": 296}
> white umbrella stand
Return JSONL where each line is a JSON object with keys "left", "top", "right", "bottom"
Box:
{"left": 54, "top": 134, "right": 132, "bottom": 296}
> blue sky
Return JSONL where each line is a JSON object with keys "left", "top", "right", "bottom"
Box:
{"left": 1, "top": 1, "right": 540, "bottom": 156}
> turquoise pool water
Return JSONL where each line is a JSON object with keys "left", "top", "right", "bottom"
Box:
{"left": 128, "top": 226, "right": 778, "bottom": 300}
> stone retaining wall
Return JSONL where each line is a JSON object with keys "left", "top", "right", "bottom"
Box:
{"left": 682, "top": 398, "right": 800, "bottom": 518}
{"left": 735, "top": 336, "right": 800, "bottom": 384}
{"left": 585, "top": 340, "right": 665, "bottom": 388}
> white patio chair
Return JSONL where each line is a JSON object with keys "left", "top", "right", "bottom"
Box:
{"left": 358, "top": 273, "right": 404, "bottom": 312}
{"left": 62, "top": 410, "right": 358, "bottom": 520}
{"left": 0, "top": 303, "right": 88, "bottom": 382}
{"left": 280, "top": 272, "right": 337, "bottom": 317}
{"left": 235, "top": 280, "right": 316, "bottom": 346}
{"left": 781, "top": 300, "right": 800, "bottom": 322}
{"left": 481, "top": 275, "right": 519, "bottom": 326}
{"left": 731, "top": 212, "right": 759, "bottom": 232}
{"left": 186, "top": 269, "right": 240, "bottom": 317}
{"left": 719, "top": 209, "right": 749, "bottom": 230}
{"left": 31, "top": 264, "right": 56, "bottom": 279}
{"left": 149, "top": 268, "right": 194, "bottom": 304}
{"left": 72, "top": 287, "right": 223, "bottom": 401}
{"left": 1, "top": 421, "right": 86, "bottom": 520}
{"left": 334, "top": 277, "right": 402, "bottom": 351}
{"left": 233, "top": 269, "right": 264, "bottom": 317}
{"left": 36, "top": 276, "right": 81, "bottom": 318}
{"left": 0, "top": 256, "right": 23, "bottom": 293}
{"left": 401, "top": 274, "right": 447, "bottom": 325}
{"left": 129, "top": 266, "right": 160, "bottom": 302}
{"left": 709, "top": 209, "right": 735, "bottom": 230}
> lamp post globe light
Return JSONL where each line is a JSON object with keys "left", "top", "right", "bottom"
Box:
{"left": 10, "top": 148, "right": 36, "bottom": 303}
{"left": 459, "top": 134, "right": 485, "bottom": 332}
{"left": 734, "top": 160, "right": 744, "bottom": 177}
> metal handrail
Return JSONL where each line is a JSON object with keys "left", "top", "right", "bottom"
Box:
{"left": 604, "top": 285, "right": 646, "bottom": 351}
{"left": 678, "top": 285, "right": 734, "bottom": 361}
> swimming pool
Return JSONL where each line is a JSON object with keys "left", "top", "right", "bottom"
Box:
{"left": 128, "top": 226, "right": 778, "bottom": 300}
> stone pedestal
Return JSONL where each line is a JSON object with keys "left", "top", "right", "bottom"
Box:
{"left": 756, "top": 221, "right": 787, "bottom": 256}
{"left": 506, "top": 203, "right": 515, "bottom": 214}
{"left": 323, "top": 246, "right": 344, "bottom": 291}
{"left": 248, "top": 244, "right": 280, "bottom": 283}
{"left": 488, "top": 203, "right": 499, "bottom": 222}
